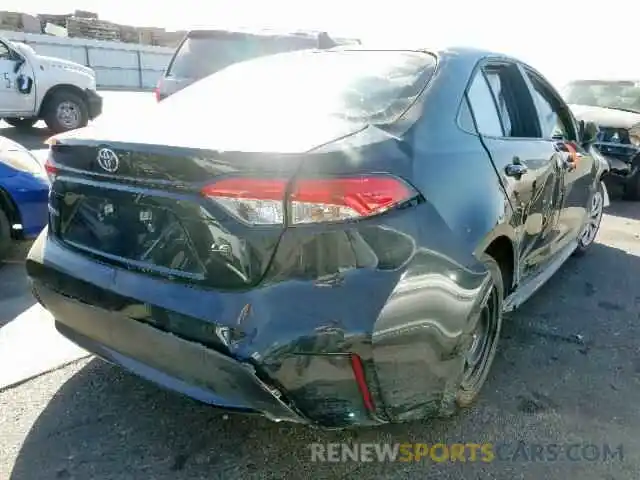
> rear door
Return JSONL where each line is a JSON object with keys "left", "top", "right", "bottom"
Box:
{"left": 520, "top": 65, "right": 595, "bottom": 250}
{"left": 465, "top": 60, "right": 565, "bottom": 281}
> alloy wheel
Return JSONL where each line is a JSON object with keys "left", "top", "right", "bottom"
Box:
{"left": 460, "top": 286, "right": 500, "bottom": 392}
{"left": 579, "top": 189, "right": 604, "bottom": 248}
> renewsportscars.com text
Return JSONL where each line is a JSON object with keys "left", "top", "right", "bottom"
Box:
{"left": 309, "top": 442, "right": 624, "bottom": 463}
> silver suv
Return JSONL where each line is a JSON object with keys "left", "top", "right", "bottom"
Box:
{"left": 154, "top": 28, "right": 360, "bottom": 101}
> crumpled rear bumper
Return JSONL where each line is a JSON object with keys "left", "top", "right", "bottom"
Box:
{"left": 33, "top": 281, "right": 307, "bottom": 424}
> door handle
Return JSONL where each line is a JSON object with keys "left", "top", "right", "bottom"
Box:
{"left": 505, "top": 157, "right": 528, "bottom": 178}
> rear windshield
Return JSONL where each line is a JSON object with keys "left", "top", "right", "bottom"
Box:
{"left": 162, "top": 50, "right": 437, "bottom": 125}
{"left": 167, "top": 32, "right": 320, "bottom": 79}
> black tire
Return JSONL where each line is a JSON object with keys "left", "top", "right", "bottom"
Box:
{"left": 574, "top": 181, "right": 605, "bottom": 256}
{"left": 456, "top": 254, "right": 504, "bottom": 408}
{"left": 0, "top": 208, "right": 12, "bottom": 263}
{"left": 43, "top": 90, "right": 89, "bottom": 134}
{"left": 622, "top": 171, "right": 640, "bottom": 201}
{"left": 4, "top": 117, "right": 38, "bottom": 129}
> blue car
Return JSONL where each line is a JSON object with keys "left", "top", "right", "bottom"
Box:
{"left": 0, "top": 136, "right": 49, "bottom": 261}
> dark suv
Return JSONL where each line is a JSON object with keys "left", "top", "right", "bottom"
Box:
{"left": 154, "top": 28, "right": 360, "bottom": 101}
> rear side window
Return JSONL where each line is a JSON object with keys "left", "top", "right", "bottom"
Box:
{"left": 467, "top": 73, "right": 503, "bottom": 137}
{"left": 525, "top": 71, "right": 577, "bottom": 141}
{"left": 167, "top": 33, "right": 317, "bottom": 80}
{"left": 466, "top": 63, "right": 539, "bottom": 139}
{"left": 484, "top": 70, "right": 514, "bottom": 136}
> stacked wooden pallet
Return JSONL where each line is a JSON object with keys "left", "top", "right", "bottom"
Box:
{"left": 4, "top": 9, "right": 182, "bottom": 47}
{"left": 37, "top": 13, "right": 69, "bottom": 29}
{"left": 0, "top": 11, "right": 22, "bottom": 31}
{"left": 73, "top": 10, "right": 98, "bottom": 19}
{"left": 66, "top": 16, "right": 120, "bottom": 41}
{"left": 149, "top": 30, "right": 185, "bottom": 48}
{"left": 137, "top": 27, "right": 162, "bottom": 45}
{"left": 118, "top": 25, "right": 140, "bottom": 44}
{"left": 135, "top": 27, "right": 184, "bottom": 47}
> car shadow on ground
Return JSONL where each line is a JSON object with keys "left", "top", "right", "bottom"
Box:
{"left": 8, "top": 241, "right": 640, "bottom": 480}
{"left": 0, "top": 254, "right": 35, "bottom": 328}
{"left": 605, "top": 199, "right": 640, "bottom": 221}
{"left": 0, "top": 124, "right": 51, "bottom": 151}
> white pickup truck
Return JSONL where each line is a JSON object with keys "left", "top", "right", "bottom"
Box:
{"left": 0, "top": 35, "right": 102, "bottom": 133}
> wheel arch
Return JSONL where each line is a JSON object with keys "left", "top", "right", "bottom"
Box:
{"left": 37, "top": 84, "right": 88, "bottom": 117}
{"left": 0, "top": 186, "right": 22, "bottom": 239}
{"left": 475, "top": 223, "right": 518, "bottom": 297}
{"left": 484, "top": 235, "right": 516, "bottom": 297}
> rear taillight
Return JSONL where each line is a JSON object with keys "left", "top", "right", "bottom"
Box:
{"left": 44, "top": 154, "right": 58, "bottom": 183}
{"left": 201, "top": 174, "right": 417, "bottom": 226}
{"left": 154, "top": 78, "right": 164, "bottom": 102}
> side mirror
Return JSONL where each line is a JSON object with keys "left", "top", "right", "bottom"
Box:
{"left": 17, "top": 74, "right": 33, "bottom": 94}
{"left": 579, "top": 120, "right": 599, "bottom": 145}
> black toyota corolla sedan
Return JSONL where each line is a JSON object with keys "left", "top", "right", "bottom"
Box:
{"left": 27, "top": 47, "right": 609, "bottom": 428}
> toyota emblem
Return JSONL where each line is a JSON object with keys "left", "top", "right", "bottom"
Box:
{"left": 97, "top": 148, "right": 119, "bottom": 173}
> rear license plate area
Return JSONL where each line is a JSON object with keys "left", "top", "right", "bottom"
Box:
{"left": 57, "top": 189, "right": 204, "bottom": 276}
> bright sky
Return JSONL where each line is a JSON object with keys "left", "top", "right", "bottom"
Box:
{"left": 5, "top": 0, "right": 640, "bottom": 86}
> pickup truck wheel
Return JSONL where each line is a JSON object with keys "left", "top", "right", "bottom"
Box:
{"left": 4, "top": 117, "right": 38, "bottom": 129}
{"left": 0, "top": 208, "right": 12, "bottom": 263}
{"left": 44, "top": 91, "right": 89, "bottom": 133}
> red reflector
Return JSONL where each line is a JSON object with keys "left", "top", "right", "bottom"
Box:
{"left": 44, "top": 156, "right": 58, "bottom": 182}
{"left": 154, "top": 78, "right": 165, "bottom": 102}
{"left": 350, "top": 354, "right": 375, "bottom": 412}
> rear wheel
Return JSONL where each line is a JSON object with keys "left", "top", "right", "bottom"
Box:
{"left": 456, "top": 254, "right": 503, "bottom": 408}
{"left": 4, "top": 117, "right": 37, "bottom": 130}
{"left": 43, "top": 91, "right": 89, "bottom": 133}
{"left": 0, "top": 208, "right": 12, "bottom": 263}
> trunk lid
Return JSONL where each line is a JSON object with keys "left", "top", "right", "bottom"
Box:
{"left": 48, "top": 116, "right": 363, "bottom": 289}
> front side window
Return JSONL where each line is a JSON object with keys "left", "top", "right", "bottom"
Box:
{"left": 484, "top": 69, "right": 515, "bottom": 136}
{"left": 0, "top": 42, "right": 11, "bottom": 59}
{"left": 163, "top": 49, "right": 437, "bottom": 125}
{"left": 526, "top": 72, "right": 576, "bottom": 141}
